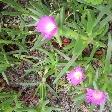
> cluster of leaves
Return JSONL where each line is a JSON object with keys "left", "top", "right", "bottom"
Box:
{"left": 84, "top": 0, "right": 103, "bottom": 5}
{"left": 0, "top": 0, "right": 112, "bottom": 112}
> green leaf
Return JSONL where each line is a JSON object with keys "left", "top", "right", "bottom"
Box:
{"left": 73, "top": 94, "right": 85, "bottom": 103}
{"left": 86, "top": 10, "right": 94, "bottom": 36}
{"left": 1, "top": 11, "right": 22, "bottom": 16}
{"left": 0, "top": 53, "right": 10, "bottom": 73}
{"left": 30, "top": 36, "right": 45, "bottom": 51}
{"left": 38, "top": 83, "right": 47, "bottom": 101}
{"left": 84, "top": 0, "right": 103, "bottom": 5}
{"left": 27, "top": 7, "right": 44, "bottom": 17}
{"left": 54, "top": 48, "right": 70, "bottom": 61}
{"left": 0, "top": 64, "right": 10, "bottom": 73}
{"left": 60, "top": 7, "right": 65, "bottom": 30}
{"left": 0, "top": 39, "right": 25, "bottom": 51}
{"left": 53, "top": 55, "right": 76, "bottom": 84}
{"left": 29, "top": 0, "right": 49, "bottom": 15}
{"left": 102, "top": 34, "right": 112, "bottom": 90}
{"left": 61, "top": 26, "right": 79, "bottom": 40}
{"left": 104, "top": 33, "right": 112, "bottom": 74}
{"left": 54, "top": 37, "right": 88, "bottom": 84}
{"left": 72, "top": 37, "right": 87, "bottom": 55}
{"left": 2, "top": 72, "right": 9, "bottom": 85}
{"left": 55, "top": 34, "right": 62, "bottom": 46}
{"left": 0, "top": 0, "right": 28, "bottom": 14}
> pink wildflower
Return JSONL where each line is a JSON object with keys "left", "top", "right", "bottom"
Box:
{"left": 35, "top": 16, "right": 58, "bottom": 39}
{"left": 66, "top": 67, "right": 85, "bottom": 85}
{"left": 86, "top": 88, "right": 107, "bottom": 105}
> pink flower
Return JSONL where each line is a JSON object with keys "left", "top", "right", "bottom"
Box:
{"left": 86, "top": 88, "right": 107, "bottom": 105}
{"left": 66, "top": 67, "right": 85, "bottom": 85}
{"left": 35, "top": 16, "right": 58, "bottom": 39}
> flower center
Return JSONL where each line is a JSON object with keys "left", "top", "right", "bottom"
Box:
{"left": 93, "top": 91, "right": 102, "bottom": 99}
{"left": 46, "top": 22, "right": 55, "bottom": 33}
{"left": 74, "top": 71, "right": 82, "bottom": 79}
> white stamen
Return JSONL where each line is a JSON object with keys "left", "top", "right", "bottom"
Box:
{"left": 74, "top": 71, "right": 82, "bottom": 79}
{"left": 46, "top": 22, "right": 55, "bottom": 32}
{"left": 93, "top": 92, "right": 102, "bottom": 99}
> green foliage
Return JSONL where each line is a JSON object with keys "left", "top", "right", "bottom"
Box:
{"left": 84, "top": 0, "right": 103, "bottom": 5}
